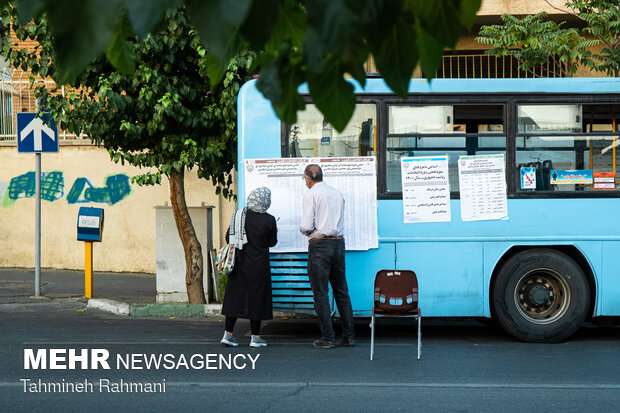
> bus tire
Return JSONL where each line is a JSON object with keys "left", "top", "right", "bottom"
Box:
{"left": 492, "top": 249, "right": 589, "bottom": 343}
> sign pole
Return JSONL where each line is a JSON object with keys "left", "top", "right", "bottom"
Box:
{"left": 85, "top": 241, "right": 93, "bottom": 298}
{"left": 34, "top": 152, "right": 41, "bottom": 296}
{"left": 17, "top": 111, "right": 59, "bottom": 296}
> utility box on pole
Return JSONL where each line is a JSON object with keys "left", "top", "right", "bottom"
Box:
{"left": 77, "top": 207, "right": 104, "bottom": 298}
{"left": 77, "top": 207, "right": 105, "bottom": 242}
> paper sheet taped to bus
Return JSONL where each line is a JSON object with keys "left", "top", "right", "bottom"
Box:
{"left": 244, "top": 157, "right": 378, "bottom": 252}
{"left": 458, "top": 154, "right": 509, "bottom": 222}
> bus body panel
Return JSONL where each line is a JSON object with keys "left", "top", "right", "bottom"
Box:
{"left": 295, "top": 77, "right": 620, "bottom": 95}
{"left": 395, "top": 241, "right": 484, "bottom": 316}
{"left": 239, "top": 77, "right": 620, "bottom": 97}
{"left": 346, "top": 240, "right": 604, "bottom": 318}
{"left": 378, "top": 199, "right": 620, "bottom": 239}
{"left": 601, "top": 242, "right": 620, "bottom": 315}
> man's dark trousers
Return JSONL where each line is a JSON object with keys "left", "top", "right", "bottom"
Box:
{"left": 307, "top": 238, "right": 355, "bottom": 342}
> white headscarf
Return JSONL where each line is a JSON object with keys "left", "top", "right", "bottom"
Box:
{"left": 228, "top": 187, "right": 271, "bottom": 250}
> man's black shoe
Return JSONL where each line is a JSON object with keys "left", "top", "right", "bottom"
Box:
{"left": 341, "top": 338, "right": 356, "bottom": 347}
{"left": 313, "top": 339, "right": 335, "bottom": 349}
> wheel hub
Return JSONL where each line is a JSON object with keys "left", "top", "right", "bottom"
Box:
{"left": 524, "top": 282, "right": 552, "bottom": 307}
{"left": 515, "top": 270, "right": 570, "bottom": 324}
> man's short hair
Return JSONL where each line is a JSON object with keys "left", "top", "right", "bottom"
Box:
{"left": 304, "top": 164, "right": 323, "bottom": 182}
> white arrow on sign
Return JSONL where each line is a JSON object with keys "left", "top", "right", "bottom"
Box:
{"left": 20, "top": 117, "right": 55, "bottom": 151}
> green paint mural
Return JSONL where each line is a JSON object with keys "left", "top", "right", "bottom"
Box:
{"left": 66, "top": 174, "right": 132, "bottom": 204}
{"left": 1, "top": 172, "right": 132, "bottom": 208}
{"left": 2, "top": 171, "right": 64, "bottom": 208}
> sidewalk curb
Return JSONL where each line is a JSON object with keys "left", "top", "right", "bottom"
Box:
{"left": 87, "top": 298, "right": 130, "bottom": 316}
{"left": 205, "top": 304, "right": 222, "bottom": 317}
{"left": 85, "top": 299, "right": 224, "bottom": 318}
{"left": 130, "top": 303, "right": 223, "bottom": 318}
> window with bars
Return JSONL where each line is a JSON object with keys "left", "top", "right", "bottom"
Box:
{"left": 0, "top": 80, "right": 84, "bottom": 141}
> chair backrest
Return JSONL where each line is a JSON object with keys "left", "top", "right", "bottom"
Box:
{"left": 374, "top": 270, "right": 418, "bottom": 314}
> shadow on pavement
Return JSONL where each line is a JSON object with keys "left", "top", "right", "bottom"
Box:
{"left": 0, "top": 267, "right": 155, "bottom": 304}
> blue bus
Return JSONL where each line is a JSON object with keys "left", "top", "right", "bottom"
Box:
{"left": 237, "top": 77, "right": 620, "bottom": 342}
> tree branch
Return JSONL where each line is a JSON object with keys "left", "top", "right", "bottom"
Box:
{"left": 543, "top": 0, "right": 580, "bottom": 19}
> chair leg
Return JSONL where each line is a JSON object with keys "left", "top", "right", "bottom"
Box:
{"left": 417, "top": 311, "right": 422, "bottom": 360}
{"left": 370, "top": 313, "right": 375, "bottom": 361}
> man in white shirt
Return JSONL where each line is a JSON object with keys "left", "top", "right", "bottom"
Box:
{"left": 300, "top": 164, "right": 355, "bottom": 349}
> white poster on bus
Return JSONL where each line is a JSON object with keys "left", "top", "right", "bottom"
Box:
{"left": 400, "top": 155, "right": 451, "bottom": 223}
{"left": 458, "top": 154, "right": 508, "bottom": 221}
{"left": 244, "top": 157, "right": 378, "bottom": 252}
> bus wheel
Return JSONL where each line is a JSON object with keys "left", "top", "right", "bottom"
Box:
{"left": 492, "top": 249, "right": 590, "bottom": 343}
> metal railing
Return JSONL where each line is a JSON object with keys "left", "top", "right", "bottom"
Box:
{"left": 0, "top": 79, "right": 84, "bottom": 142}
{"left": 363, "top": 53, "right": 568, "bottom": 79}
{"left": 436, "top": 54, "right": 568, "bottom": 79}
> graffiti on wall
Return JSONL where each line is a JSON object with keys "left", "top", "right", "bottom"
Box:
{"left": 3, "top": 171, "right": 64, "bottom": 208}
{"left": 1, "top": 171, "right": 133, "bottom": 208}
{"left": 66, "top": 175, "right": 132, "bottom": 204}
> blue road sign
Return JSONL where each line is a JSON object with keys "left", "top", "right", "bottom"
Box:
{"left": 17, "top": 112, "right": 58, "bottom": 153}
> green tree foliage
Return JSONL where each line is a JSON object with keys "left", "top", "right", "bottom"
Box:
{"left": 476, "top": 1, "right": 619, "bottom": 77}
{"left": 4, "top": 0, "right": 482, "bottom": 131}
{"left": 476, "top": 12, "right": 588, "bottom": 77}
{"left": 570, "top": 0, "right": 620, "bottom": 76}
{"left": 1, "top": 5, "right": 251, "bottom": 303}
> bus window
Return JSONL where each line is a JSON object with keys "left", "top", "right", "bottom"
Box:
{"left": 518, "top": 105, "right": 582, "bottom": 133}
{"left": 286, "top": 103, "right": 377, "bottom": 158}
{"left": 516, "top": 104, "right": 620, "bottom": 192}
{"left": 385, "top": 105, "right": 505, "bottom": 194}
{"left": 389, "top": 105, "right": 453, "bottom": 133}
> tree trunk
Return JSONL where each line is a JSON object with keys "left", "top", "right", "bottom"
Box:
{"left": 169, "top": 169, "right": 206, "bottom": 304}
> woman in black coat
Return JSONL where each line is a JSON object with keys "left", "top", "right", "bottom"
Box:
{"left": 221, "top": 187, "right": 277, "bottom": 348}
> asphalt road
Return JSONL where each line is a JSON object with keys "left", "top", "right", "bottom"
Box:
{"left": 1, "top": 301, "right": 620, "bottom": 412}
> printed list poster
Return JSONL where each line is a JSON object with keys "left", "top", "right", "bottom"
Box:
{"left": 400, "top": 156, "right": 451, "bottom": 223}
{"left": 458, "top": 154, "right": 508, "bottom": 221}
{"left": 244, "top": 157, "right": 378, "bottom": 252}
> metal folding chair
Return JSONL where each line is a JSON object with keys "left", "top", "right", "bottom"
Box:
{"left": 370, "top": 269, "right": 421, "bottom": 361}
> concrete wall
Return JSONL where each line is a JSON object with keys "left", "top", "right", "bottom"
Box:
{"left": 0, "top": 141, "right": 236, "bottom": 273}
{"left": 478, "top": 0, "right": 569, "bottom": 15}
